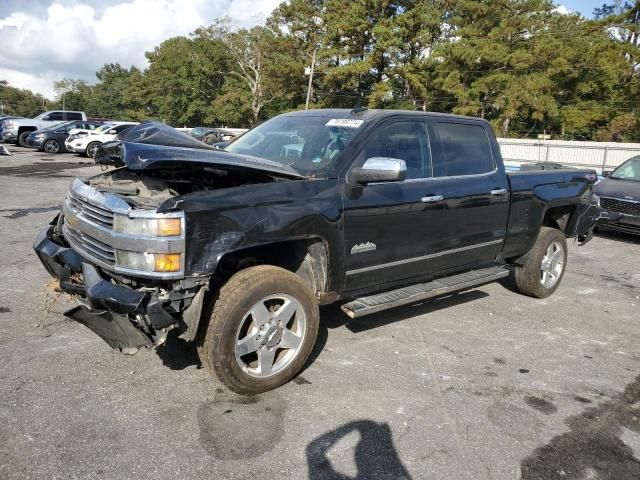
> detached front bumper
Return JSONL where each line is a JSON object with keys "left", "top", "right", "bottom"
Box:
{"left": 33, "top": 225, "right": 180, "bottom": 354}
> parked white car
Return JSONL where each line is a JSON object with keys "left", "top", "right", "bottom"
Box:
{"left": 65, "top": 122, "right": 138, "bottom": 157}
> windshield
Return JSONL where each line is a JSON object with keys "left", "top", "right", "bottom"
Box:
{"left": 611, "top": 157, "right": 640, "bottom": 181}
{"left": 226, "top": 115, "right": 362, "bottom": 176}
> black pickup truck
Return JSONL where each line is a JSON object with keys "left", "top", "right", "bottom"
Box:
{"left": 34, "top": 110, "right": 615, "bottom": 394}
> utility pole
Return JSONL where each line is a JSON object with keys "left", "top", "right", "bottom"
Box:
{"left": 305, "top": 48, "right": 317, "bottom": 110}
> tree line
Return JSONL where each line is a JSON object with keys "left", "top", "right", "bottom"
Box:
{"left": 1, "top": 0, "right": 640, "bottom": 141}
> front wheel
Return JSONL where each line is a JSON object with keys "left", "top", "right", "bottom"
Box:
{"left": 514, "top": 227, "right": 568, "bottom": 299}
{"left": 86, "top": 142, "right": 101, "bottom": 158}
{"left": 197, "top": 265, "right": 320, "bottom": 395}
{"left": 43, "top": 139, "right": 61, "bottom": 153}
{"left": 18, "top": 131, "right": 31, "bottom": 147}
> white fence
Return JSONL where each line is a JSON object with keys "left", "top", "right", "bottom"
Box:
{"left": 497, "top": 138, "right": 640, "bottom": 173}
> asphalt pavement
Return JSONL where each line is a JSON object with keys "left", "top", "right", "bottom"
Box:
{"left": 1, "top": 146, "right": 639, "bottom": 480}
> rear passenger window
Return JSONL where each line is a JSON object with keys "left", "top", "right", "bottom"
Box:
{"left": 363, "top": 121, "right": 430, "bottom": 179}
{"left": 434, "top": 122, "right": 494, "bottom": 177}
{"left": 47, "top": 112, "right": 65, "bottom": 121}
{"left": 65, "top": 112, "right": 83, "bottom": 120}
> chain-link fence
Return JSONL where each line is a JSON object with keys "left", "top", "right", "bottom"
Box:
{"left": 497, "top": 138, "right": 640, "bottom": 173}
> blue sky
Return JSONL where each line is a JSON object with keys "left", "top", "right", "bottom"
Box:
{"left": 0, "top": 0, "right": 618, "bottom": 97}
{"left": 560, "top": 0, "right": 607, "bottom": 17}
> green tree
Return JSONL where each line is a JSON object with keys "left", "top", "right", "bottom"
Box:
{"left": 139, "top": 36, "right": 230, "bottom": 125}
{"left": 197, "top": 19, "right": 295, "bottom": 125}
{"left": 0, "top": 81, "right": 48, "bottom": 117}
{"left": 89, "top": 63, "right": 140, "bottom": 119}
{"left": 53, "top": 79, "right": 93, "bottom": 112}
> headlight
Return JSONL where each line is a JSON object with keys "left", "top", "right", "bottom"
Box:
{"left": 592, "top": 193, "right": 600, "bottom": 206}
{"left": 76, "top": 132, "right": 88, "bottom": 138}
{"left": 115, "top": 251, "right": 181, "bottom": 273}
{"left": 113, "top": 215, "right": 182, "bottom": 237}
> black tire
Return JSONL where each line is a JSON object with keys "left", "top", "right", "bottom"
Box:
{"left": 18, "top": 131, "right": 31, "bottom": 147}
{"left": 86, "top": 142, "right": 101, "bottom": 158}
{"left": 43, "top": 138, "right": 61, "bottom": 153}
{"left": 197, "top": 265, "right": 319, "bottom": 395}
{"left": 514, "top": 227, "right": 568, "bottom": 299}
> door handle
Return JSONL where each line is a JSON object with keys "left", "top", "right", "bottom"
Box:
{"left": 490, "top": 189, "right": 508, "bottom": 195}
{"left": 421, "top": 195, "right": 444, "bottom": 203}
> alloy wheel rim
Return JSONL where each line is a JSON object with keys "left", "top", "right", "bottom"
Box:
{"left": 44, "top": 140, "right": 59, "bottom": 153}
{"left": 234, "top": 294, "right": 307, "bottom": 378}
{"left": 89, "top": 144, "right": 99, "bottom": 157}
{"left": 540, "top": 240, "right": 564, "bottom": 289}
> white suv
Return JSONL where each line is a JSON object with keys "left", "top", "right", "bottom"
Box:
{"left": 65, "top": 122, "right": 138, "bottom": 157}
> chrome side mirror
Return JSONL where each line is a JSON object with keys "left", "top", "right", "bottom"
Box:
{"left": 352, "top": 157, "right": 407, "bottom": 184}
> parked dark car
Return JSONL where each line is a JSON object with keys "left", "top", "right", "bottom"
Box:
{"left": 189, "top": 127, "right": 216, "bottom": 142}
{"left": 203, "top": 128, "right": 238, "bottom": 145}
{"left": 34, "top": 110, "right": 616, "bottom": 395}
{"left": 26, "top": 121, "right": 104, "bottom": 153}
{"left": 594, "top": 156, "right": 640, "bottom": 235}
{"left": 190, "top": 127, "right": 239, "bottom": 145}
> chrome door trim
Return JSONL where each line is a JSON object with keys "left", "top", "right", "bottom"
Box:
{"left": 346, "top": 239, "right": 504, "bottom": 276}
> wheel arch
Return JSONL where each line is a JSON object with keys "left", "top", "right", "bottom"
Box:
{"left": 17, "top": 126, "right": 37, "bottom": 135}
{"left": 541, "top": 204, "right": 577, "bottom": 233}
{"left": 507, "top": 205, "right": 576, "bottom": 266}
{"left": 215, "top": 237, "right": 332, "bottom": 302}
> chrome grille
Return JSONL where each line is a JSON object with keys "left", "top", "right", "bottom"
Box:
{"left": 67, "top": 191, "right": 114, "bottom": 228}
{"left": 64, "top": 223, "right": 115, "bottom": 266}
{"left": 600, "top": 197, "right": 640, "bottom": 217}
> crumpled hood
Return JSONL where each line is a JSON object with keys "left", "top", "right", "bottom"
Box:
{"left": 94, "top": 121, "right": 304, "bottom": 180}
{"left": 595, "top": 177, "right": 640, "bottom": 201}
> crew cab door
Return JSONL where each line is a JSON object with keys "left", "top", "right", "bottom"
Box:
{"left": 342, "top": 117, "right": 510, "bottom": 293}
{"left": 428, "top": 119, "right": 510, "bottom": 264}
{"left": 342, "top": 119, "right": 451, "bottom": 291}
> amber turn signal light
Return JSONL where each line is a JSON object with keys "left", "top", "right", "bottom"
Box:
{"left": 157, "top": 218, "right": 182, "bottom": 236}
{"left": 154, "top": 253, "right": 181, "bottom": 272}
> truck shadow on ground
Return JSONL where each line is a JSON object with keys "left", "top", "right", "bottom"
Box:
{"left": 156, "top": 333, "right": 202, "bottom": 370}
{"left": 300, "top": 289, "right": 489, "bottom": 375}
{"left": 306, "top": 419, "right": 412, "bottom": 480}
{"left": 155, "top": 289, "right": 490, "bottom": 372}
{"left": 520, "top": 374, "right": 640, "bottom": 479}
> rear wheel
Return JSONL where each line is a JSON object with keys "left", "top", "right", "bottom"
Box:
{"left": 197, "top": 265, "right": 319, "bottom": 395}
{"left": 18, "top": 131, "right": 31, "bottom": 147}
{"left": 43, "top": 139, "right": 61, "bottom": 153}
{"left": 86, "top": 142, "right": 101, "bottom": 158}
{"left": 514, "top": 227, "right": 567, "bottom": 298}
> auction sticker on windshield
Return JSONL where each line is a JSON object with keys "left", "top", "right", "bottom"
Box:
{"left": 325, "top": 119, "right": 364, "bottom": 128}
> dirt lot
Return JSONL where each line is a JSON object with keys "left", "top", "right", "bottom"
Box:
{"left": 1, "top": 145, "right": 639, "bottom": 480}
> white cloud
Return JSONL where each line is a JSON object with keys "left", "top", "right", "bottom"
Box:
{"left": 0, "top": 0, "right": 281, "bottom": 98}
{"left": 554, "top": 5, "right": 573, "bottom": 15}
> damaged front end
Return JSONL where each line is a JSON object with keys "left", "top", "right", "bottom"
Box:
{"left": 33, "top": 121, "right": 304, "bottom": 354}
{"left": 34, "top": 219, "right": 208, "bottom": 354}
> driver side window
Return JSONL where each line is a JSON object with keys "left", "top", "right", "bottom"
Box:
{"left": 363, "top": 121, "right": 430, "bottom": 179}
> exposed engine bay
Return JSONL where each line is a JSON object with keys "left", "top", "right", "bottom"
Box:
{"left": 87, "top": 166, "right": 280, "bottom": 208}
